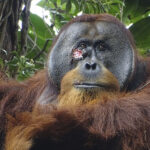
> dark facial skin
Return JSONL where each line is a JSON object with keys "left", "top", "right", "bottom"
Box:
{"left": 48, "top": 21, "right": 135, "bottom": 90}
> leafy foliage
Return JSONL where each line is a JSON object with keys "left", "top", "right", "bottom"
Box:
{"left": 0, "top": 0, "right": 150, "bottom": 80}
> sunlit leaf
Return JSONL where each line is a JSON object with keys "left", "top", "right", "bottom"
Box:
{"left": 72, "top": 0, "right": 79, "bottom": 13}
{"left": 30, "top": 14, "right": 52, "bottom": 38}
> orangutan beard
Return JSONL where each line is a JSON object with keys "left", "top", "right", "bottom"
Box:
{"left": 58, "top": 87, "right": 119, "bottom": 107}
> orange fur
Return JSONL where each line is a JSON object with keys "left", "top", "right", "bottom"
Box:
{"left": 4, "top": 83, "right": 150, "bottom": 150}
{"left": 1, "top": 14, "right": 150, "bottom": 150}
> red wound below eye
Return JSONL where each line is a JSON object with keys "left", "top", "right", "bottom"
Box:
{"left": 72, "top": 49, "right": 83, "bottom": 59}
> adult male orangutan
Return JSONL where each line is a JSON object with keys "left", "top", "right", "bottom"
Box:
{"left": 1, "top": 14, "right": 150, "bottom": 150}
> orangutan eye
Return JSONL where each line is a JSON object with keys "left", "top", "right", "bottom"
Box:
{"left": 98, "top": 43, "right": 106, "bottom": 51}
{"left": 72, "top": 49, "right": 83, "bottom": 60}
{"left": 95, "top": 41, "right": 109, "bottom": 52}
{"left": 79, "top": 43, "right": 86, "bottom": 49}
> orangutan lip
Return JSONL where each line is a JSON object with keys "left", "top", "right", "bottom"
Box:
{"left": 74, "top": 83, "right": 109, "bottom": 89}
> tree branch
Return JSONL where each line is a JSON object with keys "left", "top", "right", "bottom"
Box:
{"left": 33, "top": 39, "right": 51, "bottom": 61}
{"left": 21, "top": 0, "right": 31, "bottom": 54}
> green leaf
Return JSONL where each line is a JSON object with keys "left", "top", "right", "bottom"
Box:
{"left": 37, "top": 0, "right": 55, "bottom": 9}
{"left": 66, "top": 0, "right": 72, "bottom": 12}
{"left": 104, "top": 0, "right": 124, "bottom": 5}
{"left": 123, "top": 0, "right": 140, "bottom": 17}
{"left": 61, "top": 0, "right": 67, "bottom": 5}
{"left": 37, "top": 0, "right": 45, "bottom": 7}
{"left": 86, "top": 2, "right": 95, "bottom": 14}
{"left": 123, "top": 0, "right": 150, "bottom": 22}
{"left": 84, "top": 2, "right": 89, "bottom": 13}
{"left": 72, "top": 0, "right": 79, "bottom": 13}
{"left": 29, "top": 14, "right": 53, "bottom": 49}
{"left": 30, "top": 14, "right": 49, "bottom": 37}
{"left": 129, "top": 17, "right": 150, "bottom": 49}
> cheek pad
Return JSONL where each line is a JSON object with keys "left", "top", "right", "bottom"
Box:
{"left": 109, "top": 46, "right": 135, "bottom": 88}
{"left": 48, "top": 45, "right": 73, "bottom": 87}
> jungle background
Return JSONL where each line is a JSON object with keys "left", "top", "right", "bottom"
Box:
{"left": 0, "top": 0, "right": 150, "bottom": 80}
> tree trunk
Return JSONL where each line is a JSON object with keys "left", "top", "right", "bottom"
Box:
{"left": 0, "top": 0, "right": 31, "bottom": 61}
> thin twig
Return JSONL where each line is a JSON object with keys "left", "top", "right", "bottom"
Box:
{"left": 29, "top": 19, "right": 38, "bottom": 51}
{"left": 27, "top": 35, "right": 41, "bottom": 51}
{"left": 33, "top": 39, "right": 51, "bottom": 61}
{"left": 120, "top": 0, "right": 125, "bottom": 22}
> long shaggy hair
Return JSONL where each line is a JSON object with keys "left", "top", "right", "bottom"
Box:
{"left": 1, "top": 14, "right": 150, "bottom": 150}
{"left": 4, "top": 82, "right": 150, "bottom": 150}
